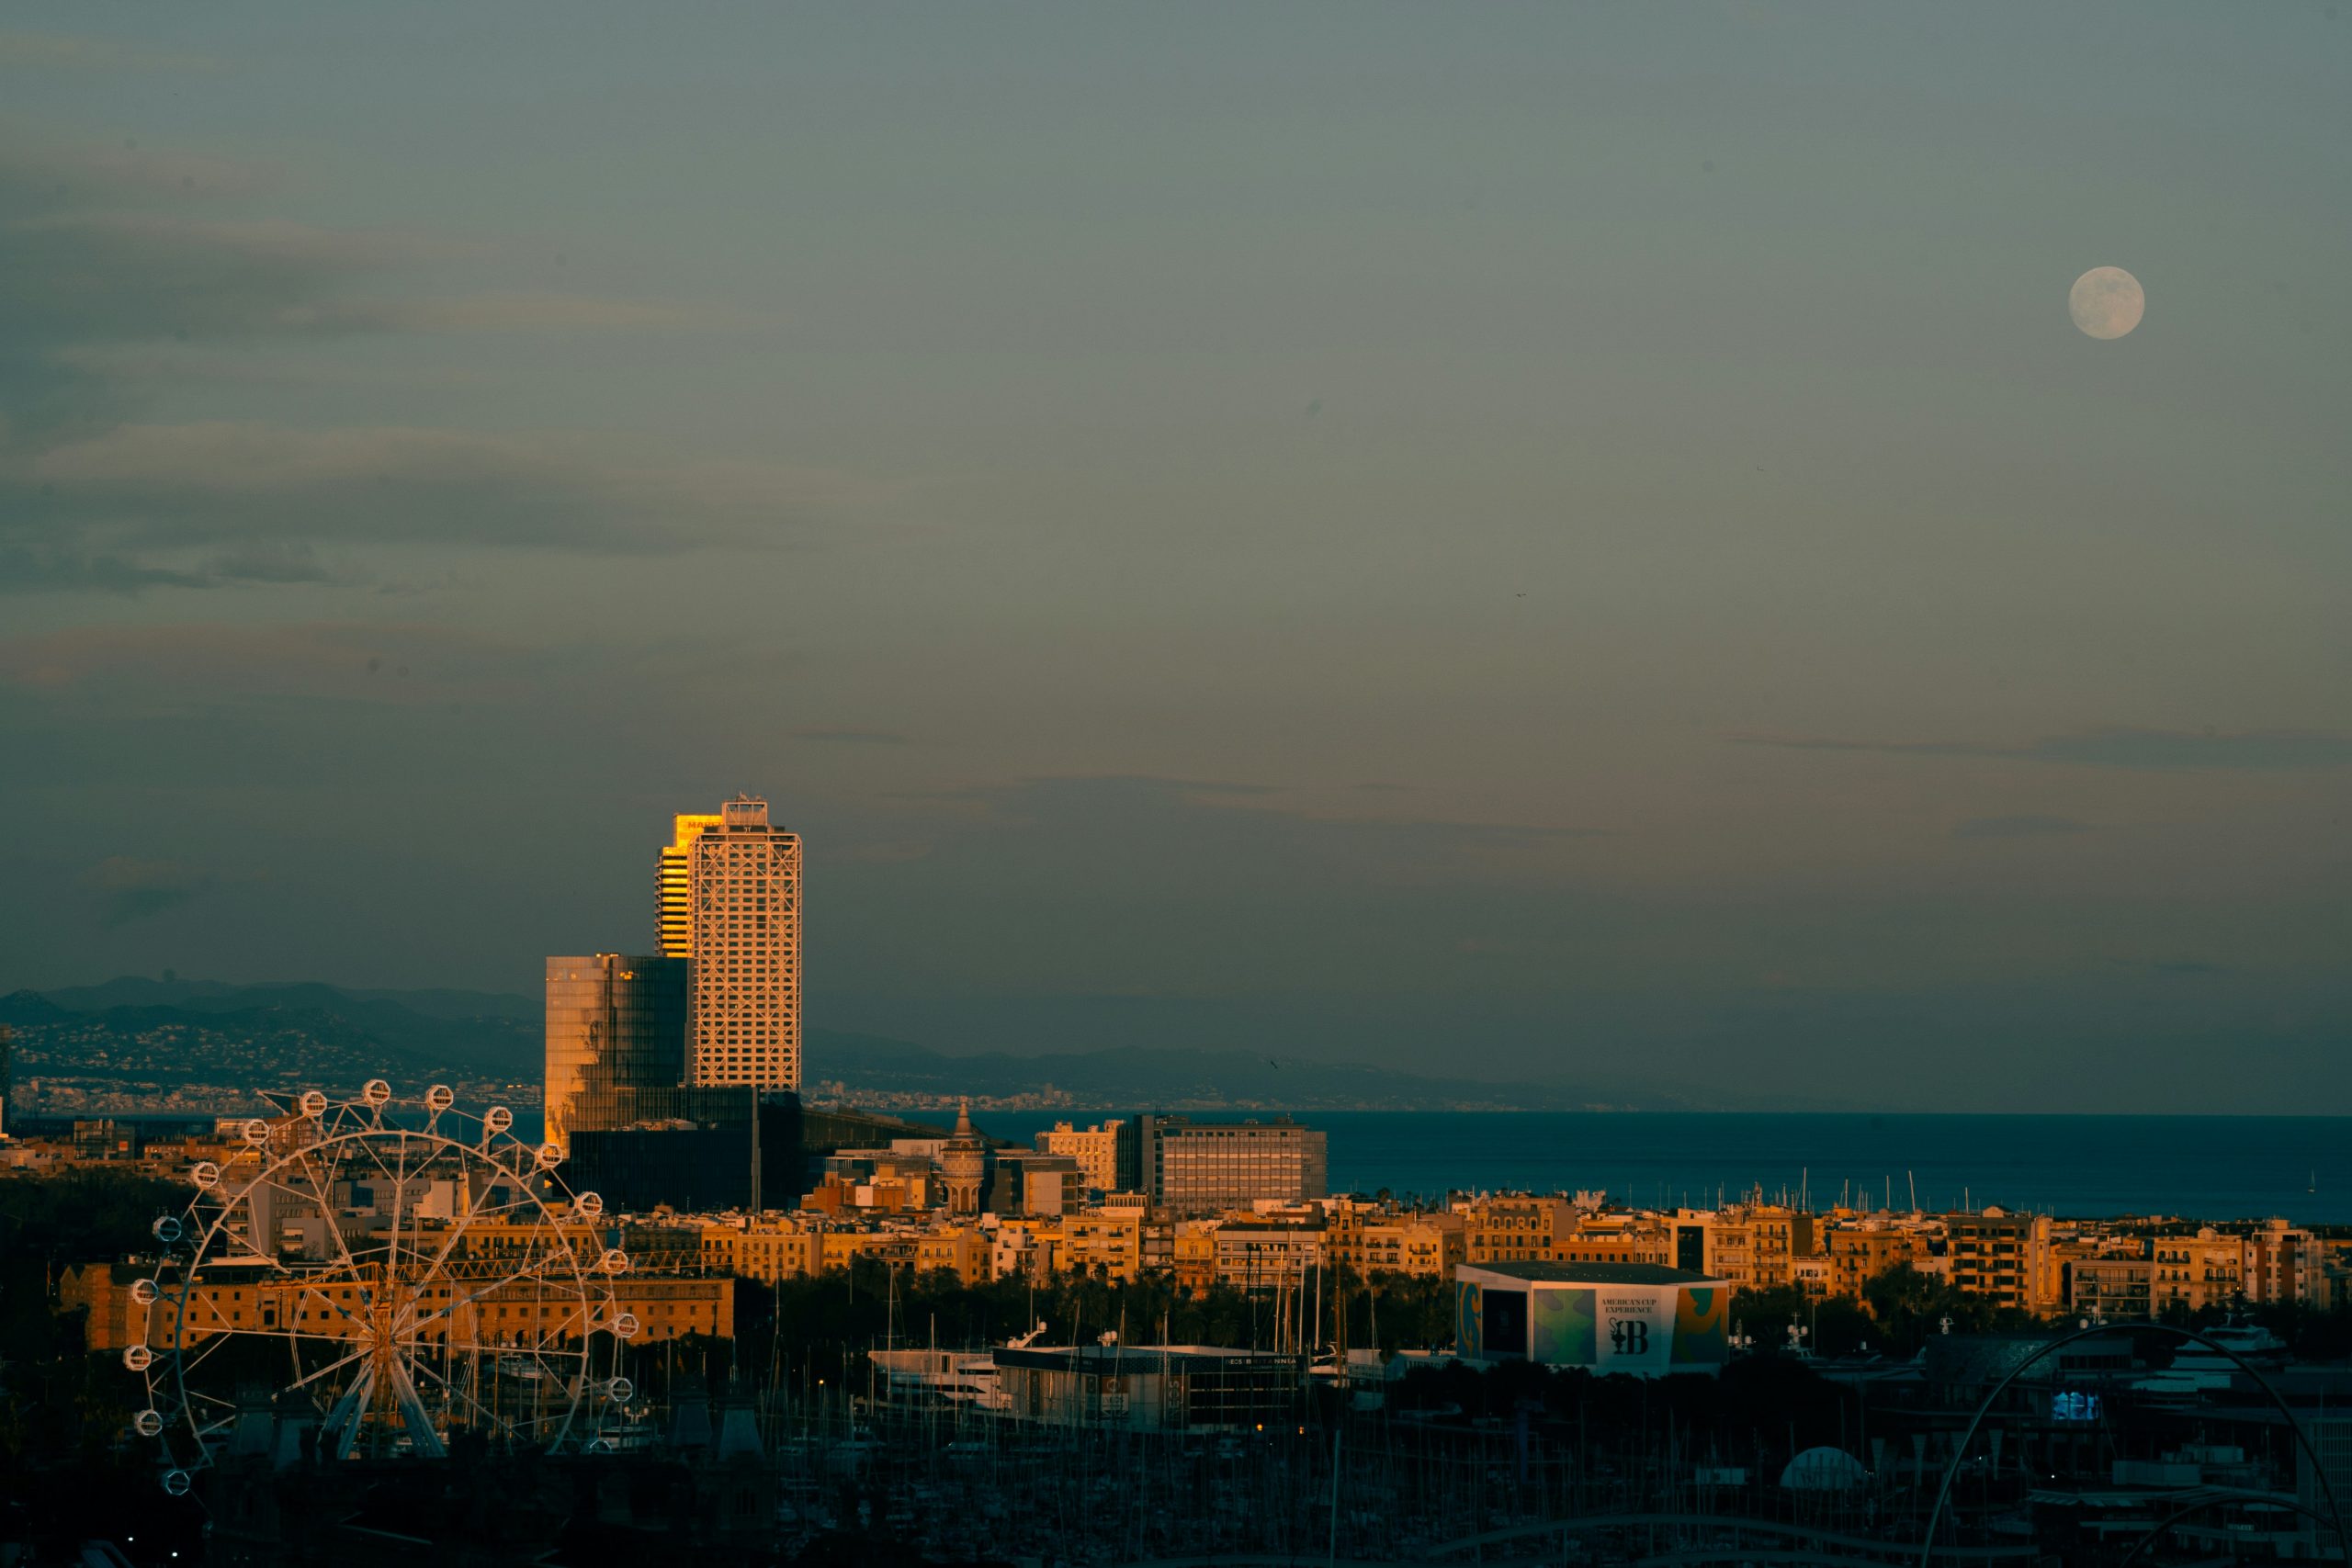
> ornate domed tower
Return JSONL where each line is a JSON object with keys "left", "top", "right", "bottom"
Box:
{"left": 940, "top": 1098, "right": 986, "bottom": 1216}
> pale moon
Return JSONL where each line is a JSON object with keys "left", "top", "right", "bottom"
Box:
{"left": 2069, "top": 265, "right": 2144, "bottom": 340}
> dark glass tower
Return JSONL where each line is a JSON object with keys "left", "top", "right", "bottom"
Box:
{"left": 544, "top": 954, "right": 690, "bottom": 1153}
{"left": 545, "top": 953, "right": 800, "bottom": 1211}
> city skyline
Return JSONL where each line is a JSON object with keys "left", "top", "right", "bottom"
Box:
{"left": 0, "top": 5, "right": 2345, "bottom": 1112}
{"left": 6, "top": 12, "right": 2350, "bottom": 1565}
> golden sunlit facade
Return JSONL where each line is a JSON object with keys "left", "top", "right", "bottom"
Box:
{"left": 658, "top": 812, "right": 724, "bottom": 959}
{"left": 64, "top": 1258, "right": 732, "bottom": 1351}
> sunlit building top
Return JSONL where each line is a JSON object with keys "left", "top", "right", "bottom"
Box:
{"left": 657, "top": 813, "right": 723, "bottom": 960}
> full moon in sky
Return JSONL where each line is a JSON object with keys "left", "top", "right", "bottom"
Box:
{"left": 2069, "top": 266, "right": 2144, "bottom": 339}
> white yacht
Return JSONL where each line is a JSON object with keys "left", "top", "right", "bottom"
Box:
{"left": 2132, "top": 1318, "right": 2289, "bottom": 1404}
{"left": 867, "top": 1347, "right": 1012, "bottom": 1413}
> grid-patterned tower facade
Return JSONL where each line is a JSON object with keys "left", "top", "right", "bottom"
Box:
{"left": 657, "top": 813, "right": 723, "bottom": 960}
{"left": 686, "top": 795, "right": 803, "bottom": 1089}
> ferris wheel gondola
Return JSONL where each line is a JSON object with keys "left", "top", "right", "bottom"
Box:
{"left": 128, "top": 1086, "right": 638, "bottom": 1492}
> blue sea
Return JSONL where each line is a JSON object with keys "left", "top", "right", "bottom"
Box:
{"left": 978, "top": 1111, "right": 2352, "bottom": 1224}
{"left": 471, "top": 1108, "right": 2350, "bottom": 1222}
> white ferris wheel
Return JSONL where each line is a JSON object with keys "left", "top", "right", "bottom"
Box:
{"left": 126, "top": 1083, "right": 640, "bottom": 1494}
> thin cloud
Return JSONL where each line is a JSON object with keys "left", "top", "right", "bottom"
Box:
{"left": 0, "top": 31, "right": 221, "bottom": 73}
{"left": 370, "top": 291, "right": 751, "bottom": 333}
{"left": 794, "top": 728, "right": 910, "bottom": 745}
{"left": 1, "top": 132, "right": 837, "bottom": 592}
{"left": 0, "top": 133, "right": 268, "bottom": 198}
{"left": 0, "top": 542, "right": 340, "bottom": 594}
{"left": 1951, "top": 815, "right": 2096, "bottom": 840}
{"left": 0, "top": 620, "right": 526, "bottom": 703}
{"left": 947, "top": 774, "right": 1605, "bottom": 854}
{"left": 85, "top": 855, "right": 214, "bottom": 930}
{"left": 202, "top": 541, "right": 338, "bottom": 586}
{"left": 1737, "top": 728, "right": 2352, "bottom": 772}
{"left": 0, "top": 547, "right": 210, "bottom": 595}
{"left": 6, "top": 421, "right": 866, "bottom": 557}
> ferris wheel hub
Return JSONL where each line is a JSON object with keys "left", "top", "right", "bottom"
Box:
{"left": 130, "top": 1090, "right": 623, "bottom": 1489}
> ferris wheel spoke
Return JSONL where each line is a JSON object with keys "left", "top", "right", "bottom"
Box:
{"left": 524, "top": 1302, "right": 592, "bottom": 1348}
{"left": 288, "top": 1281, "right": 368, "bottom": 1334}
{"left": 414, "top": 1161, "right": 539, "bottom": 1282}
{"left": 472, "top": 1192, "right": 551, "bottom": 1224}
{"left": 280, "top": 1340, "right": 375, "bottom": 1394}
{"left": 404, "top": 1348, "right": 506, "bottom": 1437}
{"left": 175, "top": 1293, "right": 240, "bottom": 1339}
{"left": 507, "top": 1316, "right": 584, "bottom": 1363}
{"left": 220, "top": 1184, "right": 278, "bottom": 1267}
{"left": 361, "top": 1130, "right": 407, "bottom": 1263}
{"left": 175, "top": 1333, "right": 243, "bottom": 1380}
{"left": 440, "top": 1257, "right": 559, "bottom": 1320}
{"left": 318, "top": 1362, "right": 378, "bottom": 1461}
{"left": 188, "top": 1397, "right": 241, "bottom": 1427}
{"left": 423, "top": 1175, "right": 555, "bottom": 1288}
{"left": 383, "top": 1350, "right": 448, "bottom": 1459}
{"left": 143, "top": 1095, "right": 606, "bottom": 1480}
{"left": 284, "top": 1146, "right": 366, "bottom": 1277}
{"left": 266, "top": 1314, "right": 368, "bottom": 1349}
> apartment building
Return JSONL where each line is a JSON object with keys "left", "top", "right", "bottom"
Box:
{"left": 1555, "top": 1213, "right": 1671, "bottom": 1269}
{"left": 1464, "top": 1197, "right": 1577, "bottom": 1264}
{"left": 1211, "top": 1222, "right": 1325, "bottom": 1287}
{"left": 1827, "top": 1226, "right": 1920, "bottom": 1300}
{"left": 2070, "top": 1255, "right": 2155, "bottom": 1320}
{"left": 701, "top": 1217, "right": 822, "bottom": 1282}
{"left": 2245, "top": 1219, "right": 2326, "bottom": 1307}
{"left": 915, "top": 1226, "right": 992, "bottom": 1286}
{"left": 1033, "top": 1120, "right": 1125, "bottom": 1195}
{"left": 1173, "top": 1224, "right": 1220, "bottom": 1293}
{"left": 1361, "top": 1213, "right": 1466, "bottom": 1280}
{"left": 2152, "top": 1228, "right": 2246, "bottom": 1313}
{"left": 1060, "top": 1211, "right": 1146, "bottom": 1281}
{"left": 1946, "top": 1211, "right": 2055, "bottom": 1313}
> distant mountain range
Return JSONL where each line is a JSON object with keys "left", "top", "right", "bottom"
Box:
{"left": 0, "top": 976, "right": 1697, "bottom": 1116}
{"left": 0, "top": 978, "right": 541, "bottom": 1118}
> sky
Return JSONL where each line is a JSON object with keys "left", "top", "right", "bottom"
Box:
{"left": 1, "top": 4, "right": 2346, "bottom": 1112}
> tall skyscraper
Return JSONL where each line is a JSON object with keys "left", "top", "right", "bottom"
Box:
{"left": 685, "top": 795, "right": 803, "bottom": 1091}
{"left": 542, "top": 954, "right": 688, "bottom": 1154}
{"left": 657, "top": 812, "right": 723, "bottom": 960}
